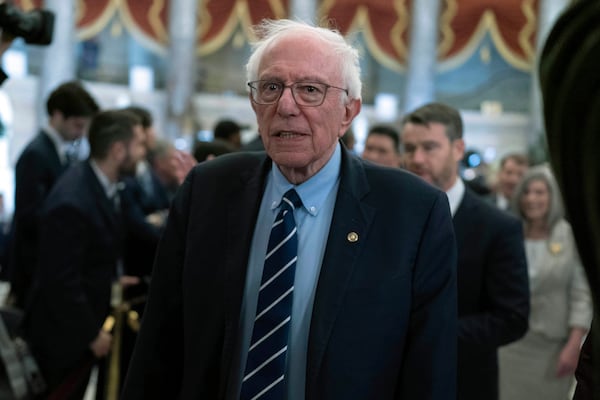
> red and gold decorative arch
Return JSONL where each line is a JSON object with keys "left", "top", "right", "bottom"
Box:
{"left": 439, "top": 0, "right": 538, "bottom": 71}
{"left": 13, "top": 0, "right": 539, "bottom": 70}
{"left": 320, "top": 0, "right": 411, "bottom": 72}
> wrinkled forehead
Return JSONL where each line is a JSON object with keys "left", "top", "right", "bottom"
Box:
{"left": 258, "top": 31, "right": 342, "bottom": 81}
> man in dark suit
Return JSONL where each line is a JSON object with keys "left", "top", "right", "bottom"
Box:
{"left": 401, "top": 102, "right": 530, "bottom": 400}
{"left": 361, "top": 124, "right": 402, "bottom": 168}
{"left": 9, "top": 80, "right": 99, "bottom": 308}
{"left": 122, "top": 19, "right": 457, "bottom": 400}
{"left": 121, "top": 106, "right": 169, "bottom": 214}
{"left": 23, "top": 110, "right": 146, "bottom": 399}
{"left": 119, "top": 106, "right": 168, "bottom": 281}
{"left": 213, "top": 118, "right": 243, "bottom": 150}
{"left": 488, "top": 153, "right": 529, "bottom": 211}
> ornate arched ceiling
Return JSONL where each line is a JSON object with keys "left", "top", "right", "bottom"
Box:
{"left": 16, "top": 0, "right": 538, "bottom": 71}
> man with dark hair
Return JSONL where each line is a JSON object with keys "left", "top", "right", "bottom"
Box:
{"left": 193, "top": 139, "right": 234, "bottom": 162}
{"left": 361, "top": 124, "right": 402, "bottom": 167}
{"left": 23, "top": 109, "right": 146, "bottom": 399}
{"left": 213, "top": 118, "right": 242, "bottom": 149}
{"left": 117, "top": 106, "right": 170, "bottom": 392}
{"left": 491, "top": 153, "right": 529, "bottom": 210}
{"left": 121, "top": 105, "right": 163, "bottom": 211}
{"left": 122, "top": 106, "right": 154, "bottom": 135}
{"left": 401, "top": 102, "right": 530, "bottom": 400}
{"left": 9, "top": 80, "right": 100, "bottom": 308}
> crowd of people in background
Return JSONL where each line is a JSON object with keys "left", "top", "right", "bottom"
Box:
{"left": 0, "top": 77, "right": 247, "bottom": 397}
{"left": 358, "top": 105, "right": 591, "bottom": 400}
{"left": 0, "top": 17, "right": 593, "bottom": 400}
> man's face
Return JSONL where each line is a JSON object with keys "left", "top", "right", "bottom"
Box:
{"left": 230, "top": 132, "right": 242, "bottom": 149}
{"left": 54, "top": 112, "right": 91, "bottom": 142}
{"left": 401, "top": 122, "right": 464, "bottom": 191}
{"left": 144, "top": 125, "right": 158, "bottom": 151}
{"left": 120, "top": 124, "right": 147, "bottom": 176}
{"left": 251, "top": 32, "right": 361, "bottom": 184}
{"left": 362, "top": 133, "right": 400, "bottom": 167}
{"left": 498, "top": 158, "right": 528, "bottom": 199}
{"left": 153, "top": 148, "right": 181, "bottom": 187}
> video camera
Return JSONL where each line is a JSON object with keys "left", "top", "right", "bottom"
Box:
{"left": 0, "top": 2, "right": 54, "bottom": 45}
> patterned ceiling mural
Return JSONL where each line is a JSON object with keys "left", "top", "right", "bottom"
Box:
{"left": 16, "top": 0, "right": 538, "bottom": 71}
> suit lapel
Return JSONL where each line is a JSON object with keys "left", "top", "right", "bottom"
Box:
{"left": 84, "top": 163, "right": 123, "bottom": 240}
{"left": 39, "top": 131, "right": 65, "bottom": 174}
{"left": 219, "top": 155, "right": 271, "bottom": 395}
{"left": 306, "top": 148, "right": 375, "bottom": 394}
{"left": 213, "top": 150, "right": 375, "bottom": 395}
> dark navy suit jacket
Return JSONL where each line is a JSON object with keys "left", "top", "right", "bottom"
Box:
{"left": 122, "top": 147, "right": 458, "bottom": 399}
{"left": 24, "top": 162, "right": 123, "bottom": 385}
{"left": 453, "top": 189, "right": 529, "bottom": 400}
{"left": 10, "top": 131, "right": 67, "bottom": 307}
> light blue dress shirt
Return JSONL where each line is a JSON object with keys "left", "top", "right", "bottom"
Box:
{"left": 229, "top": 144, "right": 341, "bottom": 399}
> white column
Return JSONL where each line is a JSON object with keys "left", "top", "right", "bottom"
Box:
{"left": 35, "top": 0, "right": 77, "bottom": 126}
{"left": 291, "top": 0, "right": 317, "bottom": 24}
{"left": 164, "top": 0, "right": 200, "bottom": 142}
{"left": 530, "top": 0, "right": 570, "bottom": 146}
{"left": 403, "top": 0, "right": 442, "bottom": 113}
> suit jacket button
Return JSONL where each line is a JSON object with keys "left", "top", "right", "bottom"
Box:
{"left": 347, "top": 232, "right": 359, "bottom": 243}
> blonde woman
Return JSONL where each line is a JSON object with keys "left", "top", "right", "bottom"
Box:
{"left": 499, "top": 165, "right": 592, "bottom": 400}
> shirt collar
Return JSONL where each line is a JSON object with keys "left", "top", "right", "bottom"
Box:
{"left": 44, "top": 124, "right": 69, "bottom": 162}
{"left": 89, "top": 160, "right": 120, "bottom": 199}
{"left": 445, "top": 177, "right": 465, "bottom": 216}
{"left": 269, "top": 143, "right": 342, "bottom": 216}
{"left": 497, "top": 194, "right": 509, "bottom": 210}
{"left": 136, "top": 159, "right": 150, "bottom": 177}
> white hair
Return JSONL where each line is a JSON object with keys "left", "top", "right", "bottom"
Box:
{"left": 510, "top": 164, "right": 564, "bottom": 230}
{"left": 245, "top": 19, "right": 362, "bottom": 101}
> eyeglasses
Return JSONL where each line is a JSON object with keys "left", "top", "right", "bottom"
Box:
{"left": 247, "top": 80, "right": 348, "bottom": 107}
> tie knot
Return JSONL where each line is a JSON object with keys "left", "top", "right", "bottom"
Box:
{"left": 281, "top": 189, "right": 302, "bottom": 211}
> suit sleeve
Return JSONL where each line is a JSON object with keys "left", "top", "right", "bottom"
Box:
{"left": 121, "top": 173, "right": 191, "bottom": 399}
{"left": 37, "top": 205, "right": 100, "bottom": 352}
{"left": 398, "top": 191, "right": 458, "bottom": 399}
{"left": 458, "top": 215, "right": 529, "bottom": 349}
{"left": 14, "top": 150, "right": 54, "bottom": 231}
{"left": 120, "top": 182, "right": 162, "bottom": 243}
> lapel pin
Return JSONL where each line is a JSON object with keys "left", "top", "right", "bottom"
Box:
{"left": 347, "top": 232, "right": 359, "bottom": 243}
{"left": 549, "top": 242, "right": 562, "bottom": 255}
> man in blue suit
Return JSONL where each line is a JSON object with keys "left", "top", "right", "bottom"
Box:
{"left": 122, "top": 20, "right": 458, "bottom": 399}
{"left": 9, "top": 80, "right": 99, "bottom": 308}
{"left": 401, "top": 102, "right": 530, "bottom": 400}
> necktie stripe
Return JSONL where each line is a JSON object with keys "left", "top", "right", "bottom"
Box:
{"left": 259, "top": 257, "right": 297, "bottom": 291}
{"left": 282, "top": 197, "right": 295, "bottom": 208}
{"left": 243, "top": 346, "right": 288, "bottom": 382}
{"left": 264, "top": 227, "right": 297, "bottom": 260}
{"left": 249, "top": 316, "right": 291, "bottom": 352}
{"left": 241, "top": 189, "right": 302, "bottom": 400}
{"left": 255, "top": 287, "right": 294, "bottom": 321}
{"left": 250, "top": 375, "right": 284, "bottom": 400}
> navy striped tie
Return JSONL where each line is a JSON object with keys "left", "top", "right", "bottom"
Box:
{"left": 241, "top": 189, "right": 302, "bottom": 400}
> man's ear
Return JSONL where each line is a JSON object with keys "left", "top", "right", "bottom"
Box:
{"left": 339, "top": 99, "right": 361, "bottom": 138}
{"left": 49, "top": 109, "right": 64, "bottom": 124}
{"left": 110, "top": 141, "right": 126, "bottom": 161}
{"left": 453, "top": 138, "right": 465, "bottom": 163}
